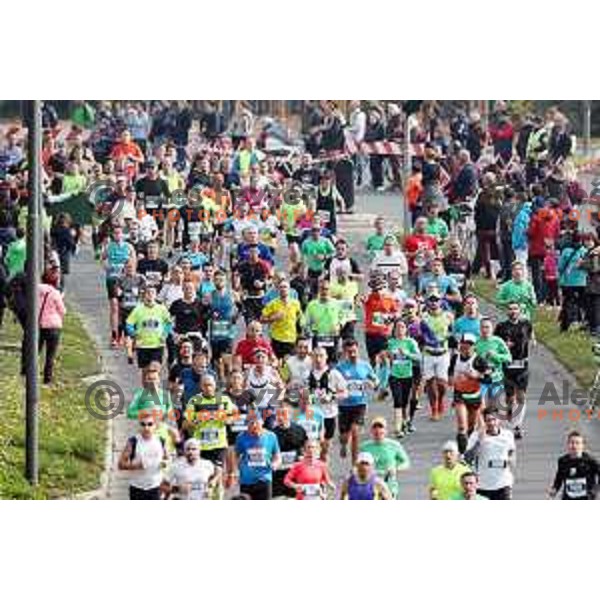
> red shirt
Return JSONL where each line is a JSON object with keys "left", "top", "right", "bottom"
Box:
{"left": 284, "top": 460, "right": 330, "bottom": 499}
{"left": 364, "top": 292, "right": 400, "bottom": 336}
{"left": 234, "top": 337, "right": 274, "bottom": 366}
{"left": 404, "top": 233, "right": 437, "bottom": 272}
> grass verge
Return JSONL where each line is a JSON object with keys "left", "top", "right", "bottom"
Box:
{"left": 0, "top": 309, "right": 105, "bottom": 499}
{"left": 472, "top": 277, "right": 598, "bottom": 389}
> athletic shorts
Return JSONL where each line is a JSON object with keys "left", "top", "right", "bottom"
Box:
{"left": 200, "top": 447, "right": 227, "bottom": 468}
{"left": 478, "top": 486, "right": 512, "bottom": 500}
{"left": 240, "top": 480, "right": 272, "bottom": 500}
{"left": 136, "top": 347, "right": 164, "bottom": 369}
{"left": 272, "top": 470, "right": 296, "bottom": 498}
{"left": 106, "top": 278, "right": 119, "bottom": 300}
{"left": 389, "top": 376, "right": 414, "bottom": 409}
{"left": 452, "top": 392, "right": 482, "bottom": 407}
{"left": 286, "top": 234, "right": 300, "bottom": 246}
{"left": 324, "top": 416, "right": 336, "bottom": 440}
{"left": 365, "top": 333, "right": 388, "bottom": 362}
{"left": 338, "top": 404, "right": 367, "bottom": 435}
{"left": 422, "top": 352, "right": 450, "bottom": 381}
{"left": 211, "top": 338, "right": 234, "bottom": 362}
{"left": 503, "top": 367, "right": 529, "bottom": 396}
{"left": 271, "top": 339, "right": 295, "bottom": 360}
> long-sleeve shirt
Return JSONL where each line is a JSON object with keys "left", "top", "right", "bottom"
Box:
{"left": 38, "top": 283, "right": 66, "bottom": 329}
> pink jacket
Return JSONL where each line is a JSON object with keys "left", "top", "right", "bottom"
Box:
{"left": 38, "top": 283, "right": 66, "bottom": 330}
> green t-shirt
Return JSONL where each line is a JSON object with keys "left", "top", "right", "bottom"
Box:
{"left": 127, "top": 388, "right": 173, "bottom": 421}
{"left": 425, "top": 218, "right": 449, "bottom": 242}
{"left": 126, "top": 303, "right": 172, "bottom": 348}
{"left": 474, "top": 336, "right": 512, "bottom": 382}
{"left": 301, "top": 237, "right": 335, "bottom": 273}
{"left": 423, "top": 311, "right": 453, "bottom": 351}
{"left": 366, "top": 233, "right": 386, "bottom": 258}
{"left": 5, "top": 238, "right": 26, "bottom": 278}
{"left": 305, "top": 299, "right": 342, "bottom": 335}
{"left": 449, "top": 492, "right": 488, "bottom": 500}
{"left": 429, "top": 463, "right": 471, "bottom": 500}
{"left": 495, "top": 279, "right": 536, "bottom": 321}
{"left": 280, "top": 201, "right": 305, "bottom": 235}
{"left": 387, "top": 337, "right": 421, "bottom": 379}
{"left": 359, "top": 438, "right": 410, "bottom": 498}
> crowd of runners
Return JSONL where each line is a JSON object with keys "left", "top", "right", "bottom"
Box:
{"left": 1, "top": 99, "right": 599, "bottom": 500}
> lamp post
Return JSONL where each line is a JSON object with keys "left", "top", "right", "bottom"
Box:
{"left": 25, "top": 100, "right": 42, "bottom": 484}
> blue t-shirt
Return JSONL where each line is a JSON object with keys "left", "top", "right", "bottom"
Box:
{"left": 237, "top": 242, "right": 274, "bottom": 265}
{"left": 453, "top": 315, "right": 481, "bottom": 341}
{"left": 106, "top": 241, "right": 131, "bottom": 279}
{"left": 182, "top": 251, "right": 209, "bottom": 271}
{"left": 209, "top": 290, "right": 236, "bottom": 340}
{"left": 235, "top": 431, "right": 280, "bottom": 485}
{"left": 417, "top": 273, "right": 458, "bottom": 297}
{"left": 336, "top": 360, "right": 377, "bottom": 407}
{"left": 181, "top": 367, "right": 218, "bottom": 402}
{"left": 197, "top": 280, "right": 216, "bottom": 299}
{"left": 296, "top": 406, "right": 325, "bottom": 440}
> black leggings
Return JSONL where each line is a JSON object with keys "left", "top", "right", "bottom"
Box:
{"left": 129, "top": 486, "right": 160, "bottom": 500}
{"left": 389, "top": 376, "right": 416, "bottom": 416}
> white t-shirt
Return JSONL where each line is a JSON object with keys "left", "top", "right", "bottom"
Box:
{"left": 130, "top": 435, "right": 164, "bottom": 490}
{"left": 371, "top": 250, "right": 408, "bottom": 276}
{"left": 285, "top": 355, "right": 313, "bottom": 389}
{"left": 166, "top": 457, "right": 215, "bottom": 500}
{"left": 466, "top": 429, "right": 516, "bottom": 490}
{"left": 139, "top": 214, "right": 159, "bottom": 243}
{"left": 158, "top": 283, "right": 184, "bottom": 308}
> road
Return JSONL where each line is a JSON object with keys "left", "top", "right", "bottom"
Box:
{"left": 68, "top": 189, "right": 600, "bottom": 499}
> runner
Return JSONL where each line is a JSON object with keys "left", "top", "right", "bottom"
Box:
{"left": 336, "top": 338, "right": 378, "bottom": 463}
{"left": 548, "top": 431, "right": 599, "bottom": 500}
{"left": 304, "top": 278, "right": 343, "bottom": 363}
{"left": 359, "top": 417, "right": 410, "bottom": 499}
{"left": 118, "top": 413, "right": 167, "bottom": 500}
{"left": 233, "top": 413, "right": 281, "bottom": 500}
{"left": 495, "top": 302, "right": 534, "bottom": 439}
{"left": 161, "top": 438, "right": 221, "bottom": 500}
{"left": 450, "top": 471, "right": 488, "bottom": 500}
{"left": 339, "top": 452, "right": 391, "bottom": 500}
{"left": 284, "top": 439, "right": 333, "bottom": 500}
{"left": 464, "top": 407, "right": 516, "bottom": 500}
{"left": 429, "top": 441, "right": 471, "bottom": 500}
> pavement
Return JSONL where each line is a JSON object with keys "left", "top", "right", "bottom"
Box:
{"left": 68, "top": 188, "right": 600, "bottom": 499}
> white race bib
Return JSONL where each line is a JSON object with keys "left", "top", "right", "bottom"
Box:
{"left": 247, "top": 447, "right": 267, "bottom": 468}
{"left": 302, "top": 484, "right": 322, "bottom": 500}
{"left": 566, "top": 477, "right": 587, "bottom": 498}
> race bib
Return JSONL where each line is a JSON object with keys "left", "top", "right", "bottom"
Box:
{"left": 347, "top": 379, "right": 365, "bottom": 393}
{"left": 507, "top": 360, "right": 526, "bottom": 369}
{"left": 199, "top": 428, "right": 220, "bottom": 445}
{"left": 488, "top": 459, "right": 507, "bottom": 469}
{"left": 211, "top": 320, "right": 231, "bottom": 337}
{"left": 279, "top": 451, "right": 297, "bottom": 469}
{"left": 449, "top": 273, "right": 465, "bottom": 288}
{"left": 189, "top": 481, "right": 208, "bottom": 500}
{"left": 231, "top": 417, "right": 247, "bottom": 433}
{"left": 372, "top": 312, "right": 386, "bottom": 326}
{"left": 317, "top": 210, "right": 330, "bottom": 224}
{"left": 141, "top": 318, "right": 161, "bottom": 331}
{"left": 246, "top": 447, "right": 267, "bottom": 468}
{"left": 316, "top": 335, "right": 336, "bottom": 348}
{"left": 565, "top": 477, "right": 587, "bottom": 498}
{"left": 302, "top": 484, "right": 321, "bottom": 500}
{"left": 188, "top": 222, "right": 203, "bottom": 236}
{"left": 300, "top": 420, "right": 320, "bottom": 440}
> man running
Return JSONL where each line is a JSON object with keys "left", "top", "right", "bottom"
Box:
{"left": 359, "top": 417, "right": 410, "bottom": 499}
{"left": 429, "top": 441, "right": 471, "bottom": 500}
{"left": 340, "top": 452, "right": 391, "bottom": 500}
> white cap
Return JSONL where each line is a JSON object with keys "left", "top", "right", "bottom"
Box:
{"left": 184, "top": 438, "right": 201, "bottom": 450}
{"left": 442, "top": 440, "right": 459, "bottom": 453}
{"left": 356, "top": 452, "right": 374, "bottom": 465}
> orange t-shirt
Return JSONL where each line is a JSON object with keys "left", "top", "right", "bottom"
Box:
{"left": 364, "top": 293, "right": 400, "bottom": 336}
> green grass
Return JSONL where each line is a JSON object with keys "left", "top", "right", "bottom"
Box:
{"left": 0, "top": 310, "right": 105, "bottom": 499}
{"left": 472, "top": 277, "right": 597, "bottom": 389}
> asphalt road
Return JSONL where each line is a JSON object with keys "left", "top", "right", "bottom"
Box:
{"left": 68, "top": 188, "right": 600, "bottom": 499}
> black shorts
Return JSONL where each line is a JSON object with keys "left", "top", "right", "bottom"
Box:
{"left": 106, "top": 278, "right": 119, "bottom": 300}
{"left": 338, "top": 404, "right": 367, "bottom": 435}
{"left": 286, "top": 234, "right": 300, "bottom": 246}
{"left": 324, "top": 416, "right": 336, "bottom": 440}
{"left": 365, "top": 333, "right": 388, "bottom": 362}
{"left": 412, "top": 363, "right": 422, "bottom": 387}
{"left": 240, "top": 480, "right": 272, "bottom": 500}
{"left": 136, "top": 347, "right": 164, "bottom": 369}
{"left": 129, "top": 486, "right": 160, "bottom": 500}
{"left": 452, "top": 392, "right": 482, "bottom": 407}
{"left": 389, "top": 376, "right": 414, "bottom": 409}
{"left": 200, "top": 447, "right": 227, "bottom": 467}
{"left": 211, "top": 338, "right": 234, "bottom": 362}
{"left": 272, "top": 470, "right": 296, "bottom": 498}
{"left": 271, "top": 339, "right": 295, "bottom": 360}
{"left": 478, "top": 486, "right": 512, "bottom": 500}
{"left": 503, "top": 367, "right": 529, "bottom": 395}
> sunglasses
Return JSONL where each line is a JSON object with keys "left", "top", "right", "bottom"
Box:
{"left": 140, "top": 422, "right": 155, "bottom": 428}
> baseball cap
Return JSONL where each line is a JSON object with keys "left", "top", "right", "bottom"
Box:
{"left": 371, "top": 416, "right": 387, "bottom": 428}
{"left": 460, "top": 333, "right": 477, "bottom": 345}
{"left": 184, "top": 438, "right": 201, "bottom": 450}
{"left": 404, "top": 298, "right": 417, "bottom": 309}
{"left": 427, "top": 291, "right": 441, "bottom": 301}
{"left": 356, "top": 452, "right": 374, "bottom": 465}
{"left": 442, "top": 440, "right": 459, "bottom": 453}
